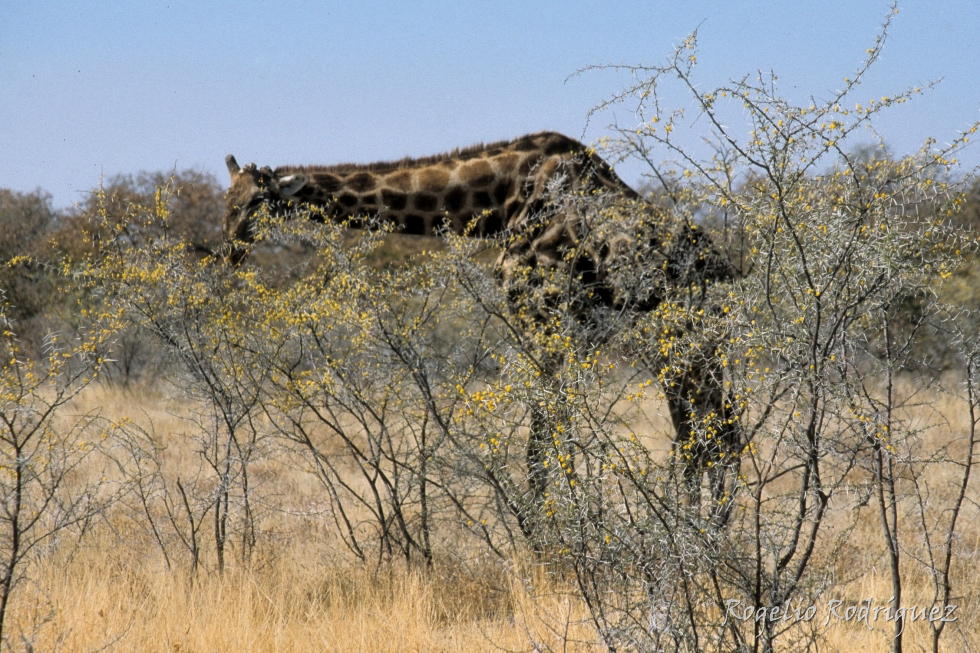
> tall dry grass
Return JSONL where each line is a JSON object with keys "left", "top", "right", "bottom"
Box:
{"left": 5, "top": 384, "right": 603, "bottom": 652}
{"left": 13, "top": 527, "right": 602, "bottom": 651}
{"left": 4, "top": 380, "right": 978, "bottom": 651}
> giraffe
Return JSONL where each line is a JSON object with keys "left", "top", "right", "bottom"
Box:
{"left": 223, "top": 132, "right": 673, "bottom": 310}
{"left": 222, "top": 131, "right": 740, "bottom": 527}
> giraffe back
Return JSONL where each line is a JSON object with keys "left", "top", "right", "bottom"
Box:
{"left": 222, "top": 132, "right": 732, "bottom": 315}
{"left": 223, "top": 132, "right": 637, "bottom": 253}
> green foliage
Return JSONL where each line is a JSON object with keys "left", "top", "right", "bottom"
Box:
{"left": 0, "top": 189, "right": 57, "bottom": 324}
{"left": 60, "top": 169, "right": 224, "bottom": 253}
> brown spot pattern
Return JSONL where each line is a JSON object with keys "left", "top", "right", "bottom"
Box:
{"left": 473, "top": 191, "right": 493, "bottom": 209}
{"left": 495, "top": 153, "right": 522, "bottom": 173}
{"left": 414, "top": 193, "right": 438, "bottom": 212}
{"left": 459, "top": 161, "right": 494, "bottom": 186}
{"left": 382, "top": 190, "right": 408, "bottom": 211}
{"left": 386, "top": 170, "right": 414, "bottom": 191}
{"left": 403, "top": 214, "right": 426, "bottom": 235}
{"left": 418, "top": 168, "right": 450, "bottom": 192}
{"left": 347, "top": 172, "right": 377, "bottom": 192}
{"left": 493, "top": 180, "right": 511, "bottom": 205}
{"left": 444, "top": 186, "right": 467, "bottom": 212}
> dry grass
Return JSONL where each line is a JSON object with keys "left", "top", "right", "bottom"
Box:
{"left": 814, "top": 383, "right": 980, "bottom": 651}
{"left": 5, "top": 379, "right": 979, "bottom": 651}
{"left": 5, "top": 384, "right": 604, "bottom": 652}
{"left": 11, "top": 533, "right": 602, "bottom": 652}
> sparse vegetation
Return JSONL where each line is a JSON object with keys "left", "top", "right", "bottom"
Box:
{"left": 0, "top": 13, "right": 978, "bottom": 652}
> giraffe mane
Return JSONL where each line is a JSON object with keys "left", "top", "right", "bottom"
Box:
{"left": 273, "top": 131, "right": 563, "bottom": 176}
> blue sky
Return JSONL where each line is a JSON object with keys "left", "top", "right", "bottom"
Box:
{"left": 2, "top": 1, "right": 978, "bottom": 209}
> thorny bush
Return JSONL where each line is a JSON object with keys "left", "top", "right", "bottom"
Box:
{"left": 48, "top": 12, "right": 980, "bottom": 653}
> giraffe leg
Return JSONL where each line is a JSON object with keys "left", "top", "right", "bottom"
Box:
{"left": 661, "top": 343, "right": 742, "bottom": 520}
{"left": 526, "top": 402, "right": 551, "bottom": 517}
{"left": 494, "top": 237, "right": 567, "bottom": 542}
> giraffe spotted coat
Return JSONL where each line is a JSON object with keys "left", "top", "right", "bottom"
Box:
{"left": 223, "top": 131, "right": 740, "bottom": 519}
{"left": 223, "top": 131, "right": 731, "bottom": 315}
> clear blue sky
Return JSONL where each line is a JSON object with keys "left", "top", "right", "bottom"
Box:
{"left": 2, "top": 1, "right": 978, "bottom": 209}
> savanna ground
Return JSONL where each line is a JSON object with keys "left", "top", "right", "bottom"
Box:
{"left": 5, "top": 378, "right": 978, "bottom": 652}
{"left": 5, "top": 16, "right": 980, "bottom": 652}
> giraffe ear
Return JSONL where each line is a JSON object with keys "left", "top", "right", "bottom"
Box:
{"left": 225, "top": 154, "right": 241, "bottom": 178}
{"left": 277, "top": 174, "right": 308, "bottom": 197}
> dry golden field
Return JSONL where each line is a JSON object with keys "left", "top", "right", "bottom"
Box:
{"left": 7, "top": 384, "right": 605, "bottom": 652}
{"left": 0, "top": 379, "right": 973, "bottom": 652}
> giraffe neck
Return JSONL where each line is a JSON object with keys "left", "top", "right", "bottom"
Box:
{"left": 223, "top": 131, "right": 641, "bottom": 263}
{"left": 274, "top": 132, "right": 600, "bottom": 237}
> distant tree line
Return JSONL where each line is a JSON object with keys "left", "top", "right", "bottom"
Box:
{"left": 2, "top": 20, "right": 980, "bottom": 649}
{"left": 3, "top": 156, "right": 979, "bottom": 376}
{"left": 0, "top": 171, "right": 223, "bottom": 366}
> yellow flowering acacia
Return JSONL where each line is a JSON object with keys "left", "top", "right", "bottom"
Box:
{"left": 0, "top": 267, "right": 120, "bottom": 641}
{"left": 79, "top": 188, "right": 280, "bottom": 574}
{"left": 53, "top": 16, "right": 978, "bottom": 650}
{"left": 555, "top": 11, "right": 979, "bottom": 651}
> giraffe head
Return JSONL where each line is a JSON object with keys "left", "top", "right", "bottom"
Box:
{"left": 222, "top": 154, "right": 309, "bottom": 263}
{"left": 664, "top": 223, "right": 738, "bottom": 288}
